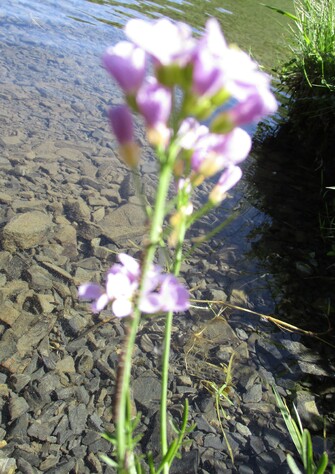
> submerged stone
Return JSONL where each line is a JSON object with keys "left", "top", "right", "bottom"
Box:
{"left": 1, "top": 211, "right": 53, "bottom": 251}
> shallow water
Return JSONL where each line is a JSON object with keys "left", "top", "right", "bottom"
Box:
{"left": 1, "top": 0, "right": 333, "bottom": 344}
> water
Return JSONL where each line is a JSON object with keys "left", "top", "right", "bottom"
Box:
{"left": 0, "top": 0, "right": 332, "bottom": 371}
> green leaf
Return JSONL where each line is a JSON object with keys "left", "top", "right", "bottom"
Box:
{"left": 287, "top": 453, "right": 303, "bottom": 474}
{"left": 261, "top": 4, "right": 299, "bottom": 21}
{"left": 301, "top": 429, "right": 314, "bottom": 473}
{"left": 315, "top": 452, "right": 329, "bottom": 474}
{"left": 99, "top": 454, "right": 118, "bottom": 468}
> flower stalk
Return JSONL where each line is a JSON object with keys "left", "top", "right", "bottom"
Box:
{"left": 79, "top": 16, "right": 278, "bottom": 474}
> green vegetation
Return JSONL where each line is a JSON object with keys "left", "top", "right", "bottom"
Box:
{"left": 267, "top": 0, "right": 335, "bottom": 155}
{"left": 266, "top": 0, "right": 335, "bottom": 249}
{"left": 272, "top": 386, "right": 335, "bottom": 474}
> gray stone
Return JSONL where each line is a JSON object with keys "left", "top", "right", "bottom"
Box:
{"left": 9, "top": 396, "right": 30, "bottom": 421}
{"left": 0, "top": 458, "right": 16, "bottom": 474}
{"left": 294, "top": 391, "right": 323, "bottom": 431}
{"left": 243, "top": 384, "right": 263, "bottom": 404}
{"left": 55, "top": 356, "right": 76, "bottom": 374}
{"left": 99, "top": 203, "right": 147, "bottom": 243}
{"left": 2, "top": 211, "right": 53, "bottom": 251}
{"left": 64, "top": 197, "right": 90, "bottom": 222}
{"left": 68, "top": 403, "right": 88, "bottom": 434}
{"left": 133, "top": 376, "right": 161, "bottom": 409}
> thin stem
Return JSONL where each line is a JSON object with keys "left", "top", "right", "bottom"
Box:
{"left": 115, "top": 155, "right": 174, "bottom": 473}
{"left": 160, "top": 216, "right": 187, "bottom": 474}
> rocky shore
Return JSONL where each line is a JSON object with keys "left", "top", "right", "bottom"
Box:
{"left": 0, "top": 4, "right": 334, "bottom": 473}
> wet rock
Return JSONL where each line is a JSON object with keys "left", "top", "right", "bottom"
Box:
{"left": 64, "top": 197, "right": 90, "bottom": 222}
{"left": 54, "top": 222, "right": 78, "bottom": 258}
{"left": 1, "top": 211, "right": 53, "bottom": 251}
{"left": 99, "top": 203, "right": 147, "bottom": 243}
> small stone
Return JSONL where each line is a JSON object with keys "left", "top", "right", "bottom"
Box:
{"left": 86, "top": 452, "right": 103, "bottom": 473}
{"left": 133, "top": 376, "right": 161, "bottom": 409}
{"left": 77, "top": 352, "right": 94, "bottom": 374}
{"left": 55, "top": 356, "right": 75, "bottom": 374}
{"left": 2, "top": 211, "right": 53, "bottom": 251}
{"left": 0, "top": 302, "right": 20, "bottom": 326}
{"left": 39, "top": 454, "right": 60, "bottom": 471}
{"left": 0, "top": 192, "right": 13, "bottom": 204}
{"left": 0, "top": 458, "right": 16, "bottom": 474}
{"left": 243, "top": 384, "right": 263, "bottom": 403}
{"left": 68, "top": 403, "right": 88, "bottom": 434}
{"left": 9, "top": 396, "right": 30, "bottom": 421}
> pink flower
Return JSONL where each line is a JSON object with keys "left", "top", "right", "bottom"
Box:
{"left": 136, "top": 78, "right": 172, "bottom": 128}
{"left": 78, "top": 254, "right": 189, "bottom": 317}
{"left": 102, "top": 41, "right": 146, "bottom": 94}
{"left": 228, "top": 90, "right": 278, "bottom": 126}
{"left": 190, "top": 127, "right": 251, "bottom": 177}
{"left": 125, "top": 18, "right": 195, "bottom": 66}
{"left": 191, "top": 18, "right": 228, "bottom": 97}
{"left": 209, "top": 166, "right": 243, "bottom": 204}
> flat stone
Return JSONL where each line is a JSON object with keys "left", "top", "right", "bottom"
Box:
{"left": 0, "top": 192, "right": 13, "bottom": 204}
{"left": 55, "top": 356, "right": 76, "bottom": 374}
{"left": 2, "top": 211, "right": 53, "bottom": 251}
{"left": 133, "top": 375, "right": 161, "bottom": 409}
{"left": 0, "top": 301, "right": 20, "bottom": 326}
{"left": 0, "top": 458, "right": 16, "bottom": 474}
{"left": 68, "top": 403, "right": 88, "bottom": 434}
{"left": 9, "top": 396, "right": 30, "bottom": 421}
{"left": 99, "top": 203, "right": 147, "bottom": 243}
{"left": 243, "top": 384, "right": 263, "bottom": 404}
{"left": 64, "top": 197, "right": 90, "bottom": 222}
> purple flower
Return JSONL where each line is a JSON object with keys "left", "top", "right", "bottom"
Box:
{"left": 136, "top": 78, "right": 172, "bottom": 128}
{"left": 228, "top": 90, "right": 278, "bottom": 126}
{"left": 108, "top": 105, "right": 134, "bottom": 145}
{"left": 209, "top": 165, "right": 243, "bottom": 204}
{"left": 191, "top": 19, "right": 228, "bottom": 97}
{"left": 125, "top": 18, "right": 195, "bottom": 66}
{"left": 139, "top": 274, "right": 189, "bottom": 313}
{"left": 78, "top": 254, "right": 189, "bottom": 317}
{"left": 108, "top": 106, "right": 140, "bottom": 167}
{"left": 212, "top": 127, "right": 252, "bottom": 165}
{"left": 190, "top": 127, "right": 251, "bottom": 177}
{"left": 102, "top": 41, "right": 146, "bottom": 94}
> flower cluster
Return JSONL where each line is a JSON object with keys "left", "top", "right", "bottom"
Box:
{"left": 78, "top": 254, "right": 189, "bottom": 317}
{"left": 103, "top": 17, "right": 277, "bottom": 201}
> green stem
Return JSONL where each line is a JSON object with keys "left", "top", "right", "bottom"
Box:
{"left": 115, "top": 158, "right": 174, "bottom": 473}
{"left": 160, "top": 216, "right": 187, "bottom": 474}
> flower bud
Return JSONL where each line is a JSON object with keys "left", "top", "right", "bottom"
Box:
{"left": 108, "top": 106, "right": 140, "bottom": 168}
{"left": 209, "top": 166, "right": 242, "bottom": 205}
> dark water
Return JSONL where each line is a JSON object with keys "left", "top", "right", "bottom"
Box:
{"left": 0, "top": 0, "right": 333, "bottom": 338}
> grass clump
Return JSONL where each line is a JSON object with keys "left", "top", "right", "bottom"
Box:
{"left": 267, "top": 0, "right": 335, "bottom": 161}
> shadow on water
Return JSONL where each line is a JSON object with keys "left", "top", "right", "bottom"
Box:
{"left": 245, "top": 124, "right": 335, "bottom": 340}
